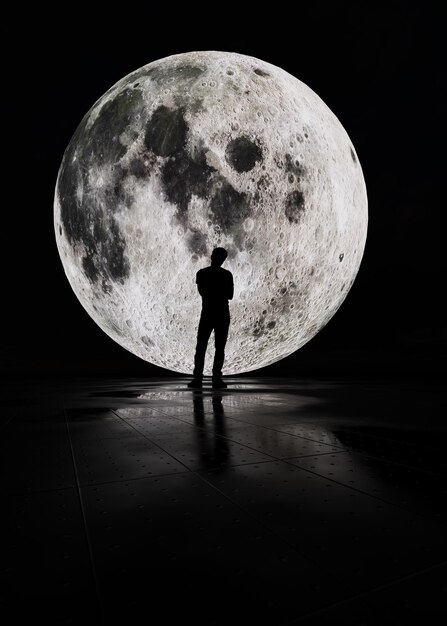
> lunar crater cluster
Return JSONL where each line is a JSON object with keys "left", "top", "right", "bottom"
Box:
{"left": 54, "top": 51, "right": 368, "bottom": 374}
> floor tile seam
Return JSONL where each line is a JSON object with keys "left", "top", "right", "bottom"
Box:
{"left": 113, "top": 409, "right": 447, "bottom": 489}
{"left": 279, "top": 457, "right": 447, "bottom": 529}
{"left": 79, "top": 459, "right": 278, "bottom": 487}
{"left": 79, "top": 460, "right": 278, "bottom": 491}
{"left": 332, "top": 426, "right": 447, "bottom": 454}
{"left": 127, "top": 405, "right": 357, "bottom": 447}
{"left": 142, "top": 405, "right": 296, "bottom": 428}
{"left": 5, "top": 452, "right": 446, "bottom": 532}
{"left": 0, "top": 414, "right": 19, "bottom": 432}
{"left": 143, "top": 430, "right": 341, "bottom": 461}
{"left": 140, "top": 408, "right": 447, "bottom": 464}
{"left": 213, "top": 414, "right": 447, "bottom": 461}
{"left": 64, "top": 408, "right": 105, "bottom": 625}
{"left": 120, "top": 422, "right": 337, "bottom": 464}
{"left": 281, "top": 450, "right": 346, "bottom": 461}
{"left": 247, "top": 421, "right": 447, "bottom": 478}
{"left": 79, "top": 406, "right": 446, "bottom": 525}
{"left": 77, "top": 458, "right": 286, "bottom": 493}
{"left": 115, "top": 409, "right": 341, "bottom": 463}
{"left": 156, "top": 409, "right": 357, "bottom": 444}
{"left": 110, "top": 409, "right": 198, "bottom": 473}
{"left": 46, "top": 410, "right": 447, "bottom": 527}
{"left": 346, "top": 448, "right": 447, "bottom": 478}
{"left": 193, "top": 468, "right": 334, "bottom": 577}
{"left": 2, "top": 468, "right": 196, "bottom": 496}
{"left": 113, "top": 409, "right": 289, "bottom": 458}
{"left": 281, "top": 558, "right": 447, "bottom": 625}
{"left": 2, "top": 483, "right": 79, "bottom": 498}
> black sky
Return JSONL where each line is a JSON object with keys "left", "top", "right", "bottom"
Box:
{"left": 3, "top": 2, "right": 445, "bottom": 379}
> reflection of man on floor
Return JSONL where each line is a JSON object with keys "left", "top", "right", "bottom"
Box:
{"left": 188, "top": 247, "right": 233, "bottom": 388}
{"left": 191, "top": 393, "right": 230, "bottom": 466}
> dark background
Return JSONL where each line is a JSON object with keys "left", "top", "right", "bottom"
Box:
{"left": 3, "top": 2, "right": 444, "bottom": 380}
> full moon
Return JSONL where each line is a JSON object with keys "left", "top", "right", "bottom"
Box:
{"left": 54, "top": 51, "right": 368, "bottom": 375}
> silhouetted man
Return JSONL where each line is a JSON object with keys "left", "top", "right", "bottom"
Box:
{"left": 188, "top": 247, "right": 233, "bottom": 389}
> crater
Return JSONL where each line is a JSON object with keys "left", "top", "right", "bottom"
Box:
{"left": 225, "top": 136, "right": 263, "bottom": 173}
{"left": 253, "top": 68, "right": 270, "bottom": 77}
{"left": 285, "top": 190, "right": 305, "bottom": 224}
{"left": 141, "top": 335, "right": 155, "bottom": 347}
{"left": 187, "top": 229, "right": 208, "bottom": 256}
{"left": 284, "top": 154, "right": 304, "bottom": 178}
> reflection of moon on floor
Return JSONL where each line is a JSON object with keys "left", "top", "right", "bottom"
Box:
{"left": 54, "top": 51, "right": 368, "bottom": 374}
{"left": 117, "top": 390, "right": 345, "bottom": 458}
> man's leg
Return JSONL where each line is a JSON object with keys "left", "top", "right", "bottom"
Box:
{"left": 193, "top": 313, "right": 214, "bottom": 378}
{"left": 212, "top": 314, "right": 230, "bottom": 380}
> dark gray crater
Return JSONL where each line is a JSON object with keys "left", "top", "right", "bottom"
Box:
{"left": 225, "top": 136, "right": 263, "bottom": 173}
{"left": 253, "top": 68, "right": 270, "bottom": 77}
{"left": 285, "top": 190, "right": 305, "bottom": 224}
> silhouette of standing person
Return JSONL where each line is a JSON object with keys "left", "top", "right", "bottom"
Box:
{"left": 188, "top": 247, "right": 233, "bottom": 388}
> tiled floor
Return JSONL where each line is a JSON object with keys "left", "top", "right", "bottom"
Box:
{"left": 2, "top": 377, "right": 446, "bottom": 624}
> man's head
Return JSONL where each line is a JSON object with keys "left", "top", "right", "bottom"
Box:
{"left": 211, "top": 247, "right": 228, "bottom": 267}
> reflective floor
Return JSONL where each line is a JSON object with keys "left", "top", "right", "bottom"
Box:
{"left": 2, "top": 377, "right": 446, "bottom": 625}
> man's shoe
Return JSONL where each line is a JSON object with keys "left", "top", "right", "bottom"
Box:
{"left": 212, "top": 378, "right": 227, "bottom": 388}
{"left": 187, "top": 378, "right": 203, "bottom": 388}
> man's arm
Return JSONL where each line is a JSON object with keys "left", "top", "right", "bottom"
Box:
{"left": 196, "top": 271, "right": 204, "bottom": 297}
{"left": 228, "top": 272, "right": 234, "bottom": 300}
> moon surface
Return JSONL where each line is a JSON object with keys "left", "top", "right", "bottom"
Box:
{"left": 54, "top": 51, "right": 368, "bottom": 375}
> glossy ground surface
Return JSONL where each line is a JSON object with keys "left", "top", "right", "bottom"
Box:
{"left": 2, "top": 377, "right": 446, "bottom": 625}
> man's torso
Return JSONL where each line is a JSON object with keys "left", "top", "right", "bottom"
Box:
{"left": 196, "top": 266, "right": 233, "bottom": 313}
